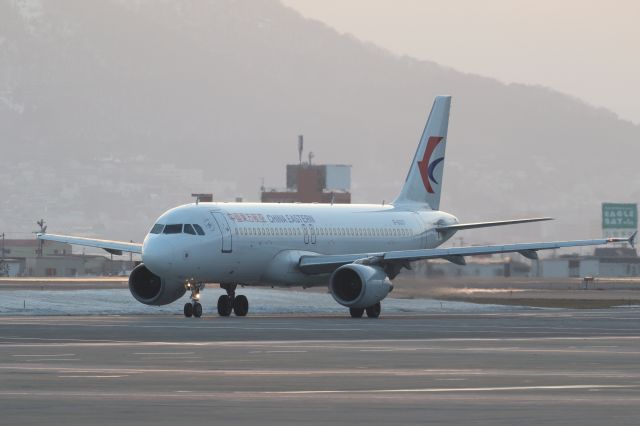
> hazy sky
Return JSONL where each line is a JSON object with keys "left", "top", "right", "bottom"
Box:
{"left": 282, "top": 0, "right": 640, "bottom": 124}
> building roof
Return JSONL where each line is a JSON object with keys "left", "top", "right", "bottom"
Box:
{"left": 3, "top": 239, "right": 40, "bottom": 247}
{"left": 594, "top": 247, "right": 638, "bottom": 258}
{"left": 3, "top": 239, "right": 69, "bottom": 247}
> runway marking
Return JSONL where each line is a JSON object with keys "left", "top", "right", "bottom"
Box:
{"left": 22, "top": 358, "right": 80, "bottom": 362}
{"left": 264, "top": 350, "right": 308, "bottom": 353}
{"left": 3, "top": 365, "right": 638, "bottom": 380}
{"left": 12, "top": 354, "right": 75, "bottom": 357}
{"left": 268, "top": 384, "right": 638, "bottom": 395}
{"left": 2, "top": 335, "right": 640, "bottom": 349}
{"left": 0, "top": 384, "right": 637, "bottom": 400}
{"left": 0, "top": 365, "right": 490, "bottom": 376}
{"left": 133, "top": 352, "right": 194, "bottom": 355}
{"left": 57, "top": 375, "right": 128, "bottom": 378}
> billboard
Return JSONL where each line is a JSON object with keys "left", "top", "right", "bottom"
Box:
{"left": 602, "top": 203, "right": 637, "bottom": 239}
{"left": 602, "top": 203, "right": 637, "bottom": 228}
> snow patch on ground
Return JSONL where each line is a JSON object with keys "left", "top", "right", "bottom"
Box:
{"left": 0, "top": 288, "right": 531, "bottom": 316}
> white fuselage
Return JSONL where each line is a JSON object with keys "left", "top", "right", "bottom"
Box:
{"left": 141, "top": 202, "right": 458, "bottom": 287}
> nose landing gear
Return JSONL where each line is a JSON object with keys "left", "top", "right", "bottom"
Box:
{"left": 183, "top": 281, "right": 204, "bottom": 318}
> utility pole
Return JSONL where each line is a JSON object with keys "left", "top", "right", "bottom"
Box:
{"left": 0, "top": 233, "right": 4, "bottom": 277}
{"left": 36, "top": 219, "right": 47, "bottom": 257}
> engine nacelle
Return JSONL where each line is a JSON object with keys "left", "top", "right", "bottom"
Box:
{"left": 329, "top": 264, "right": 393, "bottom": 309}
{"left": 128, "top": 263, "right": 186, "bottom": 306}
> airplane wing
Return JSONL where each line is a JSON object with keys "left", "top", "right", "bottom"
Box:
{"left": 437, "top": 217, "right": 552, "bottom": 232}
{"left": 37, "top": 233, "right": 142, "bottom": 255}
{"left": 298, "top": 233, "right": 637, "bottom": 275}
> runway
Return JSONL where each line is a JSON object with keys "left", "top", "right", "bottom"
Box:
{"left": 2, "top": 309, "right": 640, "bottom": 424}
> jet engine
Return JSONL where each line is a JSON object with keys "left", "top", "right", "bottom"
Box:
{"left": 128, "top": 263, "right": 186, "bottom": 306}
{"left": 329, "top": 264, "right": 393, "bottom": 308}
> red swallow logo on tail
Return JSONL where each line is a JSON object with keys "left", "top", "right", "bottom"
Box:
{"left": 417, "top": 136, "right": 444, "bottom": 194}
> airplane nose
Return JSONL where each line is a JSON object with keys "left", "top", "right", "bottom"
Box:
{"left": 142, "top": 237, "right": 174, "bottom": 276}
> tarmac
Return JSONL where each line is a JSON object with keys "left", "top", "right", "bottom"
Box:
{"left": 2, "top": 309, "right": 640, "bottom": 425}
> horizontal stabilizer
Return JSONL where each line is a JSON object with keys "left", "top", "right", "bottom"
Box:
{"left": 437, "top": 217, "right": 552, "bottom": 232}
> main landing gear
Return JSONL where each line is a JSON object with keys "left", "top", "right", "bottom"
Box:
{"left": 349, "top": 302, "right": 381, "bottom": 319}
{"left": 184, "top": 282, "right": 204, "bottom": 318}
{"left": 217, "top": 283, "right": 249, "bottom": 317}
{"left": 182, "top": 282, "right": 250, "bottom": 318}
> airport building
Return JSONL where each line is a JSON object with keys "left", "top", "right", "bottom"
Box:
{"left": 414, "top": 248, "right": 639, "bottom": 280}
{"left": 420, "top": 256, "right": 532, "bottom": 278}
{"left": 261, "top": 136, "right": 351, "bottom": 204}
{"left": 0, "top": 238, "right": 134, "bottom": 277}
{"left": 537, "top": 247, "right": 639, "bottom": 278}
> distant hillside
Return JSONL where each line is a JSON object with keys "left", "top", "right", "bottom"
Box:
{"left": 1, "top": 0, "right": 638, "bottom": 243}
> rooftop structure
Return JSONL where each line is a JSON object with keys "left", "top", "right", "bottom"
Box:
{"left": 261, "top": 135, "right": 351, "bottom": 204}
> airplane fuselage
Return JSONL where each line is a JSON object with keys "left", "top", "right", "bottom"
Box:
{"left": 142, "top": 202, "right": 459, "bottom": 288}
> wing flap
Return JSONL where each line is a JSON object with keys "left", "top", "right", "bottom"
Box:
{"left": 382, "top": 238, "right": 618, "bottom": 262}
{"left": 37, "top": 233, "right": 142, "bottom": 254}
{"left": 436, "top": 217, "right": 552, "bottom": 232}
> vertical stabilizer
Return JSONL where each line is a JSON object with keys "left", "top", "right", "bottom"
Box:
{"left": 393, "top": 96, "right": 451, "bottom": 210}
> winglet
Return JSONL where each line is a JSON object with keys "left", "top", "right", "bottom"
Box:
{"left": 629, "top": 231, "right": 637, "bottom": 249}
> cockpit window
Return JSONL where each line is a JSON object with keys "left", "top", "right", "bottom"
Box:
{"left": 163, "top": 224, "right": 183, "bottom": 234}
{"left": 150, "top": 224, "right": 164, "bottom": 234}
{"left": 193, "top": 224, "right": 205, "bottom": 235}
{"left": 184, "top": 224, "right": 196, "bottom": 235}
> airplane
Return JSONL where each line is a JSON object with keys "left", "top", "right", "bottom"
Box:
{"left": 38, "top": 96, "right": 636, "bottom": 319}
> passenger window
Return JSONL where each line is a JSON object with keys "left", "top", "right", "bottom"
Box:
{"left": 184, "top": 224, "right": 196, "bottom": 235}
{"left": 193, "top": 224, "right": 205, "bottom": 235}
{"left": 163, "top": 224, "right": 182, "bottom": 234}
{"left": 150, "top": 224, "right": 164, "bottom": 234}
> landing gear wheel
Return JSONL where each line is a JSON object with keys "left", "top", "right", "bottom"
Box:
{"left": 365, "top": 302, "right": 381, "bottom": 318}
{"left": 184, "top": 281, "right": 205, "bottom": 318}
{"left": 183, "top": 303, "right": 193, "bottom": 318}
{"left": 349, "top": 307, "right": 364, "bottom": 318}
{"left": 233, "top": 295, "right": 249, "bottom": 317}
{"left": 193, "top": 302, "right": 203, "bottom": 318}
{"left": 217, "top": 295, "right": 232, "bottom": 317}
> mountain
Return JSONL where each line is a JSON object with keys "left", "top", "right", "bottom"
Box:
{"left": 1, "top": 0, "right": 638, "bottom": 245}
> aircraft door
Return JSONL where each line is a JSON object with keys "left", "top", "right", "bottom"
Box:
{"left": 210, "top": 211, "right": 233, "bottom": 253}
{"left": 310, "top": 225, "right": 316, "bottom": 244}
